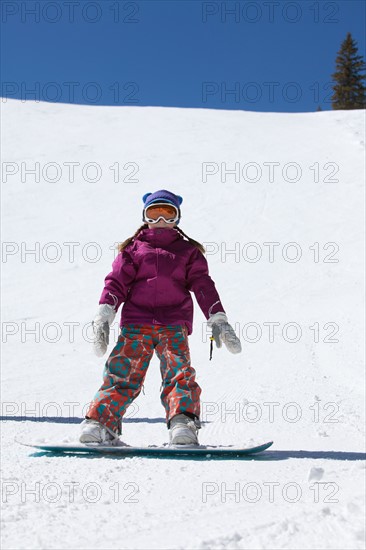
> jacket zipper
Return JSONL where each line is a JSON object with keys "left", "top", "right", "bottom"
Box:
{"left": 154, "top": 248, "right": 159, "bottom": 323}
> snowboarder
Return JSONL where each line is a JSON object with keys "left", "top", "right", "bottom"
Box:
{"left": 80, "top": 189, "right": 241, "bottom": 446}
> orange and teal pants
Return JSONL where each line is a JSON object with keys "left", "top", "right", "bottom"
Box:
{"left": 86, "top": 324, "right": 201, "bottom": 435}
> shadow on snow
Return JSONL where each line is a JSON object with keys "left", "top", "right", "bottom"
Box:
{"left": 25, "top": 449, "right": 366, "bottom": 462}
{"left": 0, "top": 415, "right": 167, "bottom": 424}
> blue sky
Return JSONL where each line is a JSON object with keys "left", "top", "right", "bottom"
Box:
{"left": 1, "top": 0, "right": 365, "bottom": 112}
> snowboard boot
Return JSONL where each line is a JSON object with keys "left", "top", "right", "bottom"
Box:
{"left": 79, "top": 418, "right": 120, "bottom": 445}
{"left": 169, "top": 413, "right": 199, "bottom": 446}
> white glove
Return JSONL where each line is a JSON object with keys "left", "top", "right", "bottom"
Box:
{"left": 92, "top": 304, "right": 116, "bottom": 357}
{"left": 207, "top": 312, "right": 242, "bottom": 354}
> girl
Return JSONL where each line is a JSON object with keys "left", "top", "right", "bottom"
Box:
{"left": 80, "top": 190, "right": 241, "bottom": 446}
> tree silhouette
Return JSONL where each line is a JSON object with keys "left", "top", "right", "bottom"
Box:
{"left": 331, "top": 32, "right": 366, "bottom": 110}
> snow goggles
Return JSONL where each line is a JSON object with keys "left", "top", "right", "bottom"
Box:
{"left": 143, "top": 203, "right": 180, "bottom": 224}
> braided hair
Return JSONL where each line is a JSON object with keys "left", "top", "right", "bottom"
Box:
{"left": 117, "top": 224, "right": 205, "bottom": 255}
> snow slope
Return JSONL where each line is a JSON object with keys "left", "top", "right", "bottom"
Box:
{"left": 1, "top": 99, "right": 365, "bottom": 549}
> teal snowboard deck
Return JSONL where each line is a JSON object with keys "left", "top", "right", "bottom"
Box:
{"left": 18, "top": 440, "right": 273, "bottom": 458}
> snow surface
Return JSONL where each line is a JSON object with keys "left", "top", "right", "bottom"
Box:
{"left": 1, "top": 99, "right": 365, "bottom": 550}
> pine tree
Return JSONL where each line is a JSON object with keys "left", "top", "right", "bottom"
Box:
{"left": 331, "top": 32, "right": 366, "bottom": 110}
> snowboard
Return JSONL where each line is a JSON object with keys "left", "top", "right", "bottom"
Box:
{"left": 17, "top": 440, "right": 273, "bottom": 458}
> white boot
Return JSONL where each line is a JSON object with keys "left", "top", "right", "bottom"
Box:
{"left": 169, "top": 414, "right": 199, "bottom": 446}
{"left": 79, "top": 419, "right": 120, "bottom": 445}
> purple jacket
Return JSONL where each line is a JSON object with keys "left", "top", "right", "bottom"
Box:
{"left": 100, "top": 228, "right": 225, "bottom": 335}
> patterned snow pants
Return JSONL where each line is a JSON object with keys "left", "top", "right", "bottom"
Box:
{"left": 86, "top": 324, "right": 201, "bottom": 435}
